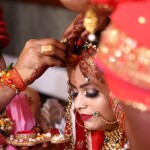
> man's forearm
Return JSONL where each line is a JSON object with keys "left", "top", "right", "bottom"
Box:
{"left": 0, "top": 85, "right": 16, "bottom": 112}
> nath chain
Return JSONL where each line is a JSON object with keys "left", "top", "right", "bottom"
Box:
{"left": 93, "top": 112, "right": 117, "bottom": 125}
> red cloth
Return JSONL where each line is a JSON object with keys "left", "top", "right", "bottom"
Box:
{"left": 90, "top": 0, "right": 150, "bottom": 48}
{"left": 90, "top": 0, "right": 144, "bottom": 8}
{"left": 95, "top": 56, "right": 150, "bottom": 109}
{"left": 91, "top": 130, "right": 104, "bottom": 150}
{"left": 64, "top": 111, "right": 104, "bottom": 149}
{"left": 0, "top": 133, "right": 6, "bottom": 145}
{"left": 49, "top": 128, "right": 60, "bottom": 135}
{"left": 112, "top": 0, "right": 150, "bottom": 49}
{"left": 90, "top": 0, "right": 117, "bottom": 7}
{"left": 94, "top": 0, "right": 150, "bottom": 109}
{"left": 0, "top": 6, "right": 10, "bottom": 48}
{"left": 75, "top": 111, "right": 87, "bottom": 150}
{"left": 75, "top": 112, "right": 104, "bottom": 150}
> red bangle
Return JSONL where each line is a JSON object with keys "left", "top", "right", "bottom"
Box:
{"left": 9, "top": 67, "right": 27, "bottom": 91}
{"left": 0, "top": 67, "right": 27, "bottom": 93}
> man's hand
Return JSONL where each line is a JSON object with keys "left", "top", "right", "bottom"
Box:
{"left": 15, "top": 38, "right": 66, "bottom": 85}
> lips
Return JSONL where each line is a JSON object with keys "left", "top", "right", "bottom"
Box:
{"left": 80, "top": 114, "right": 93, "bottom": 121}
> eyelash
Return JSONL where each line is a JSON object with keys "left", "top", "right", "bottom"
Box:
{"left": 70, "top": 92, "right": 78, "bottom": 100}
{"left": 70, "top": 90, "right": 99, "bottom": 100}
{"left": 85, "top": 90, "right": 99, "bottom": 98}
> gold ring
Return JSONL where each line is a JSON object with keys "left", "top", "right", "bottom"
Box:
{"left": 61, "top": 38, "right": 67, "bottom": 44}
{"left": 40, "top": 45, "right": 54, "bottom": 56}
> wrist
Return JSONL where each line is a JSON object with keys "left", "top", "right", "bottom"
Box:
{"left": 0, "top": 66, "right": 27, "bottom": 93}
{"left": 15, "top": 66, "right": 30, "bottom": 85}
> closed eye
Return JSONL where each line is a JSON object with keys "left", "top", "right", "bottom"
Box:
{"left": 85, "top": 89, "right": 99, "bottom": 98}
{"left": 71, "top": 92, "right": 78, "bottom": 100}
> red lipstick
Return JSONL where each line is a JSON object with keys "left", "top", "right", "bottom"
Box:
{"left": 80, "top": 114, "right": 93, "bottom": 121}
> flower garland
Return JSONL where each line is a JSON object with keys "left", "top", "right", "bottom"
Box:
{"left": 0, "top": 64, "right": 27, "bottom": 93}
{"left": 0, "top": 116, "right": 13, "bottom": 136}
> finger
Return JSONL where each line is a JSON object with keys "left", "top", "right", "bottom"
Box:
{"left": 74, "top": 18, "right": 84, "bottom": 26}
{"left": 47, "top": 57, "right": 66, "bottom": 67}
{"left": 73, "top": 24, "right": 84, "bottom": 34}
{"left": 67, "top": 25, "right": 84, "bottom": 41}
{"left": 26, "top": 38, "right": 66, "bottom": 52}
{"left": 42, "top": 142, "right": 48, "bottom": 148}
{"left": 61, "top": 14, "right": 83, "bottom": 40}
{"left": 61, "top": 23, "right": 74, "bottom": 40}
{"left": 51, "top": 46, "right": 66, "bottom": 62}
{"left": 74, "top": 14, "right": 84, "bottom": 25}
{"left": 40, "top": 45, "right": 66, "bottom": 62}
{"left": 80, "top": 30, "right": 89, "bottom": 39}
{"left": 40, "top": 38, "right": 66, "bottom": 50}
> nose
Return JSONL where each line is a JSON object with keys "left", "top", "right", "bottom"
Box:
{"left": 74, "top": 93, "right": 87, "bottom": 110}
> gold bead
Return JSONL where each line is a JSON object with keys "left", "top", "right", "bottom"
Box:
{"left": 138, "top": 16, "right": 146, "bottom": 24}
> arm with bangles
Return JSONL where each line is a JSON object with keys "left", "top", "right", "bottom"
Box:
{"left": 0, "top": 37, "right": 66, "bottom": 112}
{"left": 9, "top": 14, "right": 86, "bottom": 150}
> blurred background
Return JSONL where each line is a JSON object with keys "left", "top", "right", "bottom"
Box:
{"left": 1, "top": 0, "right": 77, "bottom": 103}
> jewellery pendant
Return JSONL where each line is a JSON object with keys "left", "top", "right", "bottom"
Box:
{"left": 84, "top": 8, "right": 97, "bottom": 42}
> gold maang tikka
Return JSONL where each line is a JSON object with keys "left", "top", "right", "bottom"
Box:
{"left": 84, "top": 4, "right": 113, "bottom": 43}
{"left": 84, "top": 7, "right": 98, "bottom": 42}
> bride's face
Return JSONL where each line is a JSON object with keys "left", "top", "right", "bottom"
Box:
{"left": 69, "top": 65, "right": 117, "bottom": 131}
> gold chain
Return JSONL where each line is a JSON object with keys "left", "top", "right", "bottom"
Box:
{"left": 84, "top": 128, "right": 89, "bottom": 149}
{"left": 66, "top": 73, "right": 74, "bottom": 150}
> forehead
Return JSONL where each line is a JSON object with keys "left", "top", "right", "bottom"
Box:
{"left": 68, "top": 65, "right": 86, "bottom": 86}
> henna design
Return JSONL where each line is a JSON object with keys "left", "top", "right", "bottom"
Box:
{"left": 26, "top": 65, "right": 48, "bottom": 85}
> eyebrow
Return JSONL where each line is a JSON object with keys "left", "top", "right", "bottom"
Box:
{"left": 69, "top": 82, "right": 91, "bottom": 89}
{"left": 80, "top": 83, "right": 91, "bottom": 88}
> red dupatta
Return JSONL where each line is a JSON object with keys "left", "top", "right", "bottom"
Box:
{"left": 65, "top": 111, "right": 104, "bottom": 150}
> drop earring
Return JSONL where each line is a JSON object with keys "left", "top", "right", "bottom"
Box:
{"left": 85, "top": 76, "right": 90, "bottom": 82}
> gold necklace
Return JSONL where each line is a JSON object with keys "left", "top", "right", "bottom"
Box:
{"left": 85, "top": 128, "right": 89, "bottom": 149}
{"left": 102, "top": 127, "right": 126, "bottom": 150}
